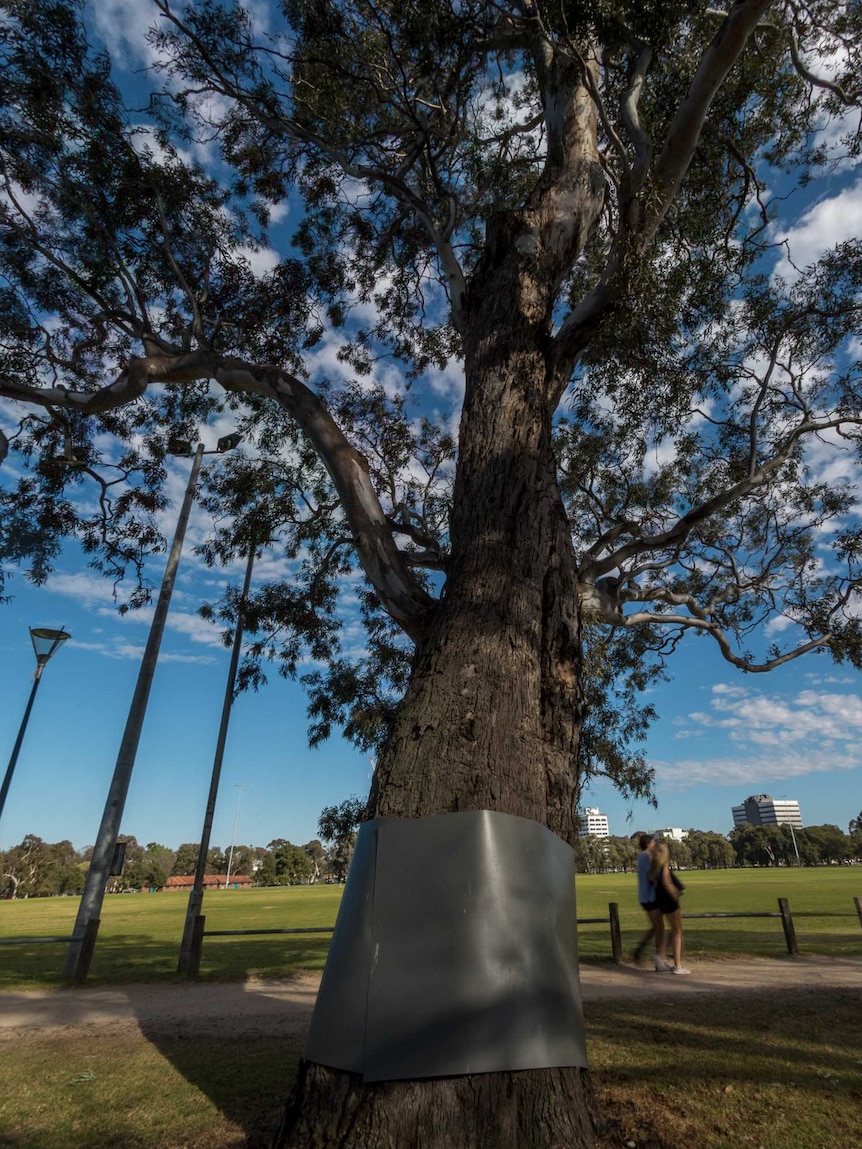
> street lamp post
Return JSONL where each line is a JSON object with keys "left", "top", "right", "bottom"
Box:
{"left": 0, "top": 628, "right": 71, "bottom": 825}
{"left": 63, "top": 434, "right": 241, "bottom": 983}
{"left": 224, "top": 784, "right": 247, "bottom": 889}
{"left": 177, "top": 545, "right": 256, "bottom": 974}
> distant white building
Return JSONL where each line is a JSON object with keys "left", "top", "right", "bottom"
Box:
{"left": 653, "top": 827, "right": 687, "bottom": 842}
{"left": 731, "top": 794, "right": 803, "bottom": 829}
{"left": 579, "top": 807, "right": 609, "bottom": 838}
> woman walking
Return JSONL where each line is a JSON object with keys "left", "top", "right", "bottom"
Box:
{"left": 648, "top": 841, "right": 691, "bottom": 975}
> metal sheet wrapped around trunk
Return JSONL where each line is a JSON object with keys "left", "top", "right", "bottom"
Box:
{"left": 303, "top": 808, "right": 587, "bottom": 1081}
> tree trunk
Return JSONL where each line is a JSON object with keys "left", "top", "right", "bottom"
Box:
{"left": 275, "top": 294, "right": 600, "bottom": 1146}
{"left": 275, "top": 1062, "right": 604, "bottom": 1149}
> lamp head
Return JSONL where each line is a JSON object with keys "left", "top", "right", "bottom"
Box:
{"left": 30, "top": 627, "right": 71, "bottom": 666}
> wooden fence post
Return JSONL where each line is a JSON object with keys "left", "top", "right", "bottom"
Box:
{"left": 778, "top": 897, "right": 798, "bottom": 956}
{"left": 854, "top": 896, "right": 862, "bottom": 932}
{"left": 608, "top": 902, "right": 622, "bottom": 965}
{"left": 188, "top": 914, "right": 206, "bottom": 978}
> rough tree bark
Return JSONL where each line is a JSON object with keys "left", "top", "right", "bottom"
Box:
{"left": 274, "top": 234, "right": 603, "bottom": 1146}
{"left": 270, "top": 38, "right": 611, "bottom": 1147}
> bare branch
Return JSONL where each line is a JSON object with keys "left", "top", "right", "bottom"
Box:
{"left": 582, "top": 411, "right": 860, "bottom": 581}
{"left": 619, "top": 44, "right": 654, "bottom": 201}
{"left": 644, "top": 0, "right": 773, "bottom": 242}
{"left": 154, "top": 190, "right": 205, "bottom": 347}
{"left": 706, "top": 5, "right": 857, "bottom": 104}
{"left": 580, "top": 584, "right": 836, "bottom": 673}
{"left": 1, "top": 351, "right": 436, "bottom": 639}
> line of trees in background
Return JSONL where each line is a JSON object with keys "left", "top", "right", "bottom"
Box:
{"left": 577, "top": 819, "right": 862, "bottom": 874}
{"left": 4, "top": 813, "right": 861, "bottom": 898}
{"left": 0, "top": 834, "right": 336, "bottom": 898}
{"left": 0, "top": 798, "right": 364, "bottom": 899}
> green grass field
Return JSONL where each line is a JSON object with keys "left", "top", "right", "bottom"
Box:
{"left": 1, "top": 867, "right": 860, "bottom": 990}
{"left": 1, "top": 869, "right": 861, "bottom": 1148}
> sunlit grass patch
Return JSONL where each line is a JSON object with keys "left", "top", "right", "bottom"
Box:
{"left": 588, "top": 987, "right": 862, "bottom": 1149}
{"left": 0, "top": 1030, "right": 301, "bottom": 1149}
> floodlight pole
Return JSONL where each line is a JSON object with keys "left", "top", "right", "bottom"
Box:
{"left": 177, "top": 545, "right": 256, "bottom": 973}
{"left": 0, "top": 629, "right": 70, "bottom": 824}
{"left": 63, "top": 444, "right": 206, "bottom": 982}
{"left": 788, "top": 822, "right": 801, "bottom": 866}
{"left": 225, "top": 784, "right": 247, "bottom": 889}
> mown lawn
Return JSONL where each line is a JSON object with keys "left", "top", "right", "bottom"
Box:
{"left": 0, "top": 867, "right": 860, "bottom": 989}
{"left": 1, "top": 870, "right": 860, "bottom": 1148}
{"left": 587, "top": 984, "right": 862, "bottom": 1149}
{"left": 578, "top": 865, "right": 862, "bottom": 962}
{"left": 1, "top": 987, "right": 859, "bottom": 1149}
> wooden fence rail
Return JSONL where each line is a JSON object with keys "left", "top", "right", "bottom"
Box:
{"left": 188, "top": 895, "right": 845, "bottom": 974}
{"left": 1, "top": 897, "right": 859, "bottom": 981}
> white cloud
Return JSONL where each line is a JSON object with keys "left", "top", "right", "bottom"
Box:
{"left": 237, "top": 244, "right": 281, "bottom": 277}
{"left": 107, "top": 603, "right": 225, "bottom": 649}
{"left": 772, "top": 178, "right": 862, "bottom": 282}
{"left": 654, "top": 745, "right": 861, "bottom": 791}
{"left": 70, "top": 638, "right": 215, "bottom": 664}
{"left": 89, "top": 0, "right": 172, "bottom": 70}
{"left": 267, "top": 200, "right": 290, "bottom": 224}
{"left": 674, "top": 682, "right": 862, "bottom": 754}
{"left": 42, "top": 571, "right": 121, "bottom": 611}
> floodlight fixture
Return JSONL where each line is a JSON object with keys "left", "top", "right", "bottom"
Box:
{"left": 216, "top": 432, "right": 243, "bottom": 453}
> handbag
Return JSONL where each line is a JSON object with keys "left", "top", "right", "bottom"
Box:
{"left": 670, "top": 869, "right": 685, "bottom": 893}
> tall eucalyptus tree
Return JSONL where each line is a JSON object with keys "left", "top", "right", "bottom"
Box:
{"left": 2, "top": 2, "right": 862, "bottom": 1145}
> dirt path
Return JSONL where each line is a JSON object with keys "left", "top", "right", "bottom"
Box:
{"left": 1, "top": 956, "right": 860, "bottom": 1041}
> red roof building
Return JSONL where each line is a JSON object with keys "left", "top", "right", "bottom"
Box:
{"left": 162, "top": 874, "right": 253, "bottom": 890}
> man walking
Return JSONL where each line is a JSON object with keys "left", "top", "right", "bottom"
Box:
{"left": 633, "top": 833, "right": 670, "bottom": 971}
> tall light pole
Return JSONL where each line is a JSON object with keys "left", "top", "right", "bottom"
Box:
{"left": 177, "top": 544, "right": 257, "bottom": 973}
{"left": 224, "top": 784, "right": 247, "bottom": 889}
{"left": 787, "top": 822, "right": 801, "bottom": 866}
{"left": 63, "top": 434, "right": 241, "bottom": 982}
{"left": 0, "top": 628, "right": 71, "bottom": 825}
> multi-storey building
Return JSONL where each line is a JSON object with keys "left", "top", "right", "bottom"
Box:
{"left": 579, "top": 807, "right": 610, "bottom": 838}
{"left": 652, "top": 827, "right": 687, "bottom": 842}
{"left": 731, "top": 794, "right": 803, "bottom": 829}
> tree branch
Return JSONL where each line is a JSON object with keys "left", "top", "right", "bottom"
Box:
{"left": 644, "top": 0, "right": 773, "bottom": 242}
{"left": 581, "top": 409, "right": 859, "bottom": 581}
{"left": 550, "top": 1, "right": 772, "bottom": 375}
{"left": 1, "top": 351, "right": 435, "bottom": 640}
{"left": 153, "top": 0, "right": 469, "bottom": 336}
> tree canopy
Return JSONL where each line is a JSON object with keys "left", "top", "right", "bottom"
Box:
{"left": 2, "top": 3, "right": 860, "bottom": 729}
{"left": 3, "top": 2, "right": 861, "bottom": 814}
{"left": 0, "top": 0, "right": 861, "bottom": 851}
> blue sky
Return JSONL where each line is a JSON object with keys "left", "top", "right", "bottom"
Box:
{"left": 2, "top": 3, "right": 862, "bottom": 852}
{"left": 1, "top": 547, "right": 859, "bottom": 852}
{"left": 0, "top": 542, "right": 373, "bottom": 853}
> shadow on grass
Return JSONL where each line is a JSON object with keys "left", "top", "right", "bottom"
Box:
{"left": 0, "top": 931, "right": 333, "bottom": 991}
{"left": 123, "top": 940, "right": 327, "bottom": 1146}
{"left": 128, "top": 981, "right": 311, "bottom": 1147}
{"left": 589, "top": 984, "right": 862, "bottom": 1075}
{"left": 0, "top": 934, "right": 328, "bottom": 1144}
{"left": 585, "top": 985, "right": 862, "bottom": 1149}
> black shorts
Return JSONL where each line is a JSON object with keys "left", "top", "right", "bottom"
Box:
{"left": 655, "top": 891, "right": 680, "bottom": 915}
{"left": 640, "top": 900, "right": 659, "bottom": 912}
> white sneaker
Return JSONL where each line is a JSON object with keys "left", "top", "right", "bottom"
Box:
{"left": 654, "top": 956, "right": 671, "bottom": 971}
{"left": 671, "top": 966, "right": 692, "bottom": 975}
